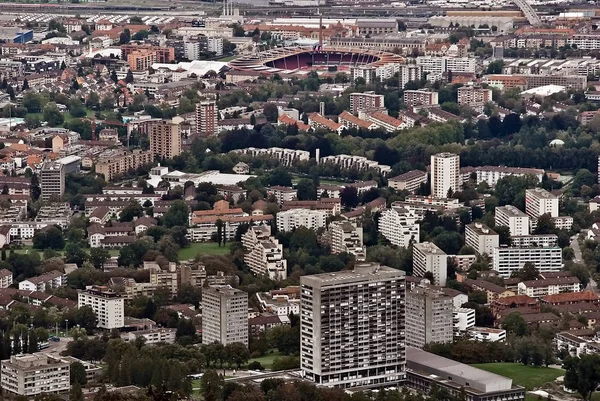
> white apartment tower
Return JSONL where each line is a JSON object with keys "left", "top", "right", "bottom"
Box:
{"left": 1, "top": 353, "right": 70, "bottom": 397}
{"left": 525, "top": 188, "right": 559, "bottom": 218}
{"left": 492, "top": 246, "right": 563, "bottom": 278}
{"left": 276, "top": 208, "right": 327, "bottom": 232}
{"left": 405, "top": 285, "right": 454, "bottom": 348}
{"left": 399, "top": 64, "right": 423, "bottom": 89}
{"left": 412, "top": 242, "right": 448, "bottom": 286}
{"left": 465, "top": 222, "right": 499, "bottom": 257}
{"left": 430, "top": 153, "right": 460, "bottom": 199}
{"left": 202, "top": 285, "right": 248, "bottom": 346}
{"left": 378, "top": 206, "right": 420, "bottom": 248}
{"left": 494, "top": 205, "right": 530, "bottom": 236}
{"left": 77, "top": 286, "right": 124, "bottom": 329}
{"left": 329, "top": 221, "right": 366, "bottom": 261}
{"left": 300, "top": 263, "right": 406, "bottom": 388}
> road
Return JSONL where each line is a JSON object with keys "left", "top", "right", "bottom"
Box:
{"left": 45, "top": 336, "right": 73, "bottom": 356}
{"left": 570, "top": 235, "right": 598, "bottom": 292}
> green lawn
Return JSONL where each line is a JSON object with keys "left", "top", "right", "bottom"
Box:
{"left": 12, "top": 246, "right": 119, "bottom": 257}
{"left": 247, "top": 350, "right": 283, "bottom": 370}
{"left": 218, "top": 55, "right": 237, "bottom": 62}
{"left": 473, "top": 363, "right": 564, "bottom": 390}
{"left": 177, "top": 242, "right": 230, "bottom": 260}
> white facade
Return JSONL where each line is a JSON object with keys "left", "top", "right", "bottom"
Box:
{"left": 242, "top": 226, "right": 287, "bottom": 280}
{"left": 525, "top": 188, "right": 559, "bottom": 218}
{"left": 416, "top": 56, "right": 476, "bottom": 81}
{"left": 494, "top": 205, "right": 530, "bottom": 236}
{"left": 468, "top": 327, "right": 506, "bottom": 342}
{"left": 378, "top": 206, "right": 420, "bottom": 248}
{"left": 492, "top": 246, "right": 563, "bottom": 278}
{"left": 202, "top": 285, "right": 248, "bottom": 346}
{"left": 413, "top": 242, "right": 448, "bottom": 286}
{"left": 78, "top": 287, "right": 125, "bottom": 329}
{"left": 0, "top": 269, "right": 12, "bottom": 288}
{"left": 517, "top": 278, "right": 581, "bottom": 298}
{"left": 465, "top": 223, "right": 499, "bottom": 257}
{"left": 126, "top": 328, "right": 177, "bottom": 344}
{"left": 453, "top": 308, "right": 475, "bottom": 335}
{"left": 329, "top": 220, "right": 366, "bottom": 261}
{"left": 276, "top": 208, "right": 327, "bottom": 232}
{"left": 399, "top": 64, "right": 423, "bottom": 89}
{"left": 430, "top": 153, "right": 460, "bottom": 199}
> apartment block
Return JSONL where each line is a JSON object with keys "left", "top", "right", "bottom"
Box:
{"left": 196, "top": 100, "right": 218, "bottom": 136}
{"left": 457, "top": 86, "right": 492, "bottom": 111}
{"left": 468, "top": 327, "right": 506, "bottom": 342}
{"left": 492, "top": 246, "right": 563, "bottom": 278}
{"left": 465, "top": 223, "right": 499, "bottom": 257}
{"left": 405, "top": 285, "right": 453, "bottom": 348}
{"left": 525, "top": 188, "right": 559, "bottom": 218}
{"left": 460, "top": 165, "right": 544, "bottom": 188}
{"left": 202, "top": 285, "right": 248, "bottom": 346}
{"left": 300, "top": 263, "right": 406, "bottom": 388}
{"left": 349, "top": 91, "right": 385, "bottom": 114}
{"left": 126, "top": 328, "right": 177, "bottom": 344}
{"left": 127, "top": 49, "right": 156, "bottom": 71}
{"left": 404, "top": 90, "right": 439, "bottom": 106}
{"left": 430, "top": 153, "right": 459, "bottom": 198}
{"left": 416, "top": 56, "right": 476, "bottom": 81}
{"left": 413, "top": 242, "right": 448, "bottom": 286}
{"left": 495, "top": 205, "right": 530, "bottom": 236}
{"left": 1, "top": 353, "right": 69, "bottom": 397}
{"left": 378, "top": 206, "right": 420, "bottom": 248}
{"left": 149, "top": 119, "right": 182, "bottom": 159}
{"left": 277, "top": 208, "right": 326, "bottom": 232}
{"left": 511, "top": 234, "right": 558, "bottom": 248}
{"left": 338, "top": 111, "right": 378, "bottom": 130}
{"left": 241, "top": 226, "right": 287, "bottom": 280}
{"left": 365, "top": 111, "right": 405, "bottom": 132}
{"left": 267, "top": 186, "right": 296, "bottom": 205}
{"left": 388, "top": 170, "right": 427, "bottom": 193}
{"left": 453, "top": 307, "right": 475, "bottom": 336}
{"left": 78, "top": 286, "right": 125, "bottom": 329}
{"left": 399, "top": 64, "right": 423, "bottom": 89}
{"left": 95, "top": 149, "right": 153, "bottom": 181}
{"left": 40, "top": 160, "right": 65, "bottom": 201}
{"left": 329, "top": 220, "right": 366, "bottom": 261}
{"left": 517, "top": 277, "right": 581, "bottom": 298}
{"left": 0, "top": 269, "right": 12, "bottom": 288}
{"left": 231, "top": 147, "right": 309, "bottom": 166}
{"left": 19, "top": 270, "right": 66, "bottom": 292}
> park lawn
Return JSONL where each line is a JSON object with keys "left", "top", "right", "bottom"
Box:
{"left": 473, "top": 363, "right": 564, "bottom": 390}
{"left": 177, "top": 242, "right": 230, "bottom": 260}
{"left": 247, "top": 350, "right": 284, "bottom": 370}
{"left": 218, "top": 55, "right": 237, "bottom": 62}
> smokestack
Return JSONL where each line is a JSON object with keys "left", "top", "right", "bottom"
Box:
{"left": 315, "top": 148, "right": 320, "bottom": 164}
{"left": 319, "top": 101, "right": 325, "bottom": 116}
{"left": 319, "top": 11, "right": 323, "bottom": 48}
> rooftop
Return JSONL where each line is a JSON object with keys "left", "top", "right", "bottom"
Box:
{"left": 301, "top": 263, "right": 404, "bottom": 288}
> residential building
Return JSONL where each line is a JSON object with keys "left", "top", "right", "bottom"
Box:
{"left": 413, "top": 242, "right": 448, "bottom": 286}
{"left": 405, "top": 348, "right": 525, "bottom": 401}
{"left": 202, "top": 285, "right": 248, "bottom": 346}
{"left": 78, "top": 286, "right": 125, "bottom": 329}
{"left": 405, "top": 285, "right": 453, "bottom": 348}
{"left": 460, "top": 166, "right": 544, "bottom": 188}
{"left": 541, "top": 290, "right": 599, "bottom": 306}
{"left": 492, "top": 246, "right": 563, "bottom": 278}
{"left": 196, "top": 100, "right": 218, "bottom": 136}
{"left": 468, "top": 327, "right": 506, "bottom": 342}
{"left": 308, "top": 113, "right": 345, "bottom": 134}
{"left": 329, "top": 220, "right": 366, "bottom": 261}
{"left": 495, "top": 205, "right": 530, "bottom": 236}
{"left": 149, "top": 119, "right": 182, "bottom": 159}
{"left": 453, "top": 307, "right": 475, "bottom": 336}
{"left": 517, "top": 277, "right": 581, "bottom": 298}
{"left": 1, "top": 353, "right": 69, "bottom": 397}
{"left": 0, "top": 269, "right": 12, "bottom": 288}
{"left": 430, "top": 153, "right": 460, "bottom": 198}
{"left": 525, "top": 188, "right": 559, "bottom": 218}
{"left": 300, "top": 263, "right": 406, "bottom": 388}
{"left": 465, "top": 223, "right": 499, "bottom": 257}
{"left": 277, "top": 208, "right": 326, "bottom": 232}
{"left": 338, "top": 111, "right": 378, "bottom": 130}
{"left": 40, "top": 160, "right": 65, "bottom": 201}
{"left": 18, "top": 271, "right": 66, "bottom": 292}
{"left": 95, "top": 150, "right": 153, "bottom": 181}
{"left": 365, "top": 111, "right": 405, "bottom": 132}
{"left": 319, "top": 154, "right": 392, "bottom": 175}
{"left": 457, "top": 86, "right": 492, "bottom": 111}
{"left": 388, "top": 170, "right": 427, "bottom": 193}
{"left": 378, "top": 205, "right": 420, "bottom": 248}
{"left": 399, "top": 64, "right": 423, "bottom": 89}
{"left": 231, "top": 147, "right": 309, "bottom": 166}
{"left": 462, "top": 278, "right": 515, "bottom": 303}
{"left": 267, "top": 186, "right": 296, "bottom": 205}
{"left": 511, "top": 234, "right": 557, "bottom": 248}
{"left": 241, "top": 226, "right": 288, "bottom": 280}
{"left": 349, "top": 91, "right": 385, "bottom": 114}
{"left": 256, "top": 287, "right": 300, "bottom": 317}
{"left": 404, "top": 90, "right": 439, "bottom": 106}
{"left": 126, "top": 328, "right": 177, "bottom": 344}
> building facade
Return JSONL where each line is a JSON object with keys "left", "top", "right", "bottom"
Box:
{"left": 465, "top": 223, "right": 499, "bottom": 257}
{"left": 149, "top": 119, "right": 182, "bottom": 159}
{"left": 492, "top": 246, "right": 563, "bottom": 278}
{"left": 40, "top": 161, "right": 65, "bottom": 201}
{"left": 494, "top": 205, "right": 530, "bottom": 236}
{"left": 77, "top": 286, "right": 125, "bottom": 329}
{"left": 300, "top": 263, "right": 406, "bottom": 388}
{"left": 378, "top": 206, "right": 420, "bottom": 248}
{"left": 1, "top": 353, "right": 69, "bottom": 397}
{"left": 276, "top": 208, "right": 327, "bottom": 232}
{"left": 201, "top": 285, "right": 248, "bottom": 346}
{"left": 413, "top": 242, "right": 448, "bottom": 286}
{"left": 430, "top": 153, "right": 459, "bottom": 199}
{"left": 196, "top": 100, "right": 218, "bottom": 136}
{"left": 405, "top": 285, "right": 453, "bottom": 348}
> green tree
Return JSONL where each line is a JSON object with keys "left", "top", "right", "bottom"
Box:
{"left": 119, "top": 201, "right": 144, "bottom": 222}
{"left": 70, "top": 382, "right": 83, "bottom": 401}
{"left": 564, "top": 354, "right": 600, "bottom": 400}
{"left": 340, "top": 186, "right": 359, "bottom": 209}
{"left": 70, "top": 361, "right": 88, "bottom": 385}
{"left": 43, "top": 102, "right": 64, "bottom": 126}
{"left": 296, "top": 179, "right": 317, "bottom": 201}
{"left": 162, "top": 200, "right": 189, "bottom": 228}
{"left": 534, "top": 213, "right": 556, "bottom": 235}
{"left": 89, "top": 248, "right": 110, "bottom": 269}
{"left": 32, "top": 226, "right": 65, "bottom": 250}
{"left": 200, "top": 369, "right": 223, "bottom": 401}
{"left": 65, "top": 243, "right": 88, "bottom": 266}
{"left": 501, "top": 312, "right": 528, "bottom": 336}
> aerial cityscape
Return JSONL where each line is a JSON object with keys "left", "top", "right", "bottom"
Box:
{"left": 2, "top": 0, "right": 600, "bottom": 400}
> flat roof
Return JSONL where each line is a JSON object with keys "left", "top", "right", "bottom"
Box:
{"left": 301, "top": 263, "right": 404, "bottom": 288}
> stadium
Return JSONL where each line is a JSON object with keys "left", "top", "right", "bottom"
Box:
{"left": 228, "top": 45, "right": 404, "bottom": 76}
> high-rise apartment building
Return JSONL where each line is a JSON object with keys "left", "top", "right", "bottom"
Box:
{"left": 276, "top": 208, "right": 327, "bottom": 232}
{"left": 412, "top": 242, "right": 448, "bottom": 286}
{"left": 40, "top": 161, "right": 65, "bottom": 201}
{"left": 399, "top": 64, "right": 423, "bottom": 89}
{"left": 430, "top": 153, "right": 460, "bottom": 199}
{"left": 149, "top": 119, "right": 182, "bottom": 159}
{"left": 525, "top": 188, "right": 559, "bottom": 218}
{"left": 1, "top": 353, "right": 70, "bottom": 397}
{"left": 349, "top": 91, "right": 385, "bottom": 114}
{"left": 465, "top": 222, "right": 499, "bottom": 257}
{"left": 329, "top": 220, "right": 366, "bottom": 261}
{"left": 492, "top": 246, "right": 563, "bottom": 278}
{"left": 457, "top": 86, "right": 492, "bottom": 111}
{"left": 77, "top": 286, "right": 124, "bottom": 329}
{"left": 300, "top": 263, "right": 406, "bottom": 388}
{"left": 196, "top": 100, "right": 218, "bottom": 136}
{"left": 495, "top": 205, "right": 530, "bottom": 236}
{"left": 403, "top": 90, "right": 439, "bottom": 106}
{"left": 202, "top": 285, "right": 248, "bottom": 346}
{"left": 378, "top": 205, "right": 420, "bottom": 248}
{"left": 405, "top": 285, "right": 453, "bottom": 348}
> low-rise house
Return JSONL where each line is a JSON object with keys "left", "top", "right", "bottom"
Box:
{"left": 517, "top": 277, "right": 581, "bottom": 298}
{"left": 18, "top": 270, "right": 66, "bottom": 292}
